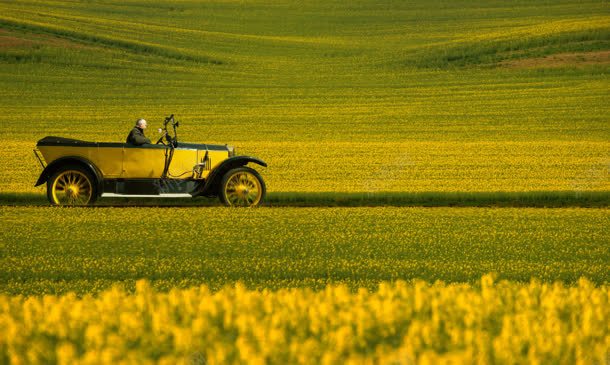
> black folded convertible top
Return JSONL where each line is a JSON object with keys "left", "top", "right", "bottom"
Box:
{"left": 36, "top": 136, "right": 230, "bottom": 150}
{"left": 37, "top": 136, "right": 93, "bottom": 146}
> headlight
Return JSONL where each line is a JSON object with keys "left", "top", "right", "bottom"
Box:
{"left": 227, "top": 145, "right": 235, "bottom": 157}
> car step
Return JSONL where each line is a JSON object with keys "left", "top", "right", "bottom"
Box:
{"left": 101, "top": 193, "right": 192, "bottom": 198}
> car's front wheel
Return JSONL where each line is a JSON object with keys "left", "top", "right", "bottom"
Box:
{"left": 219, "top": 167, "right": 266, "bottom": 207}
{"left": 47, "top": 165, "right": 97, "bottom": 206}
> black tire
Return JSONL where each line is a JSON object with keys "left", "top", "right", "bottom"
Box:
{"left": 46, "top": 164, "right": 98, "bottom": 206}
{"left": 219, "top": 166, "right": 266, "bottom": 207}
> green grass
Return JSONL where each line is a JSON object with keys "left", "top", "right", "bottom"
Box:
{"left": 265, "top": 191, "right": 610, "bottom": 207}
{"left": 0, "top": 191, "right": 608, "bottom": 207}
{"left": 0, "top": 206, "right": 608, "bottom": 295}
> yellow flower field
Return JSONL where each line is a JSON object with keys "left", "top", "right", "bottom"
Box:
{"left": 1, "top": 276, "right": 608, "bottom": 365}
{"left": 2, "top": 140, "right": 609, "bottom": 194}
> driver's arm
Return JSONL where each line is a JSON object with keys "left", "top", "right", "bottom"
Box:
{"left": 128, "top": 129, "right": 151, "bottom": 145}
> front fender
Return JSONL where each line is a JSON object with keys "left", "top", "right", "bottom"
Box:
{"left": 35, "top": 156, "right": 103, "bottom": 193}
{"left": 193, "top": 156, "right": 267, "bottom": 197}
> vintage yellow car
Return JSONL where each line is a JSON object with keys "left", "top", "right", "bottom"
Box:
{"left": 33, "top": 115, "right": 267, "bottom": 207}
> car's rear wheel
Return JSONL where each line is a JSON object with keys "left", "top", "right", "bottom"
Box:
{"left": 219, "top": 167, "right": 266, "bottom": 207}
{"left": 47, "top": 165, "right": 97, "bottom": 206}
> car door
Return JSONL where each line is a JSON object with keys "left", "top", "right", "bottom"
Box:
{"left": 167, "top": 146, "right": 199, "bottom": 178}
{"left": 121, "top": 144, "right": 167, "bottom": 178}
{"left": 93, "top": 143, "right": 124, "bottom": 178}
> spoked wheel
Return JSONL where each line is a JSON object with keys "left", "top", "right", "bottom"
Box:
{"left": 220, "top": 167, "right": 266, "bottom": 207}
{"left": 47, "top": 166, "right": 97, "bottom": 206}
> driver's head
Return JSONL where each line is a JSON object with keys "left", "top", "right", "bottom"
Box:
{"left": 136, "top": 118, "right": 147, "bottom": 129}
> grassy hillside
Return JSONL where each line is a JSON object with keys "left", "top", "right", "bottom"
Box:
{"left": 0, "top": 0, "right": 608, "bottom": 196}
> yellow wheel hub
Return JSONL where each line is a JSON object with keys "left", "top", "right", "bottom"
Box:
{"left": 51, "top": 170, "right": 93, "bottom": 205}
{"left": 66, "top": 185, "right": 79, "bottom": 197}
{"left": 224, "top": 171, "right": 262, "bottom": 207}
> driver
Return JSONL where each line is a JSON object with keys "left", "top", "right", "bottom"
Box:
{"left": 126, "top": 118, "right": 151, "bottom": 146}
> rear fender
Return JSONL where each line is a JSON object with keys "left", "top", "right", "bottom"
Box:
{"left": 35, "top": 156, "right": 103, "bottom": 194}
{"left": 193, "top": 156, "right": 267, "bottom": 197}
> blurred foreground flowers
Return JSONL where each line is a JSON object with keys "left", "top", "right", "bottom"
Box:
{"left": 0, "top": 275, "right": 608, "bottom": 364}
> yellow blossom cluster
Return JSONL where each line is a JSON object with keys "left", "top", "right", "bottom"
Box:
{"left": 1, "top": 275, "right": 608, "bottom": 365}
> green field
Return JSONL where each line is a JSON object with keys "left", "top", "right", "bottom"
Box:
{"left": 1, "top": 206, "right": 608, "bottom": 295}
{"left": 1, "top": 0, "right": 608, "bottom": 284}
{"left": 1, "top": 1, "right": 609, "bottom": 363}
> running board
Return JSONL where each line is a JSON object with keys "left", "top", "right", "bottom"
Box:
{"left": 101, "top": 193, "right": 192, "bottom": 198}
